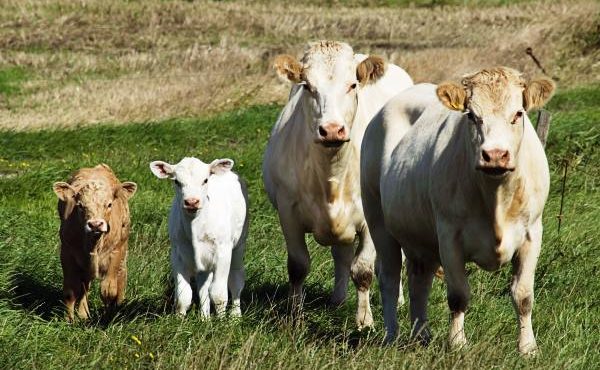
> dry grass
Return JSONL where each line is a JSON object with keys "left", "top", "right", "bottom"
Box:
{"left": 0, "top": 0, "right": 597, "bottom": 130}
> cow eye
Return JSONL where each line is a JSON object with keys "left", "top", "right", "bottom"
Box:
{"left": 348, "top": 83, "right": 357, "bottom": 92}
{"left": 203, "top": 178, "right": 208, "bottom": 185}
{"left": 466, "top": 111, "right": 478, "bottom": 123}
{"left": 174, "top": 180, "right": 181, "bottom": 187}
{"left": 107, "top": 202, "right": 112, "bottom": 209}
{"left": 512, "top": 111, "right": 524, "bottom": 124}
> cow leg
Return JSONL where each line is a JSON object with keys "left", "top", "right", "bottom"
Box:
{"left": 351, "top": 229, "right": 376, "bottom": 330}
{"left": 196, "top": 271, "right": 213, "bottom": 319}
{"left": 511, "top": 221, "right": 542, "bottom": 355}
{"left": 100, "top": 275, "right": 119, "bottom": 308}
{"left": 438, "top": 227, "right": 469, "bottom": 349}
{"left": 330, "top": 244, "right": 353, "bottom": 306}
{"left": 115, "top": 249, "right": 128, "bottom": 305}
{"left": 228, "top": 244, "right": 245, "bottom": 318}
{"left": 370, "top": 225, "right": 403, "bottom": 343}
{"left": 278, "top": 204, "right": 310, "bottom": 312}
{"left": 407, "top": 258, "right": 437, "bottom": 345}
{"left": 61, "top": 251, "right": 80, "bottom": 322}
{"left": 173, "top": 271, "right": 193, "bottom": 316}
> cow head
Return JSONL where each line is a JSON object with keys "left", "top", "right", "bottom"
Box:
{"left": 436, "top": 67, "right": 555, "bottom": 178}
{"left": 53, "top": 175, "right": 137, "bottom": 235}
{"left": 273, "top": 41, "right": 386, "bottom": 148}
{"left": 150, "top": 157, "right": 233, "bottom": 215}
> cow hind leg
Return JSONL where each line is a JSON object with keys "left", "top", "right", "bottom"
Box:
{"left": 228, "top": 268, "right": 245, "bottom": 317}
{"left": 174, "top": 271, "right": 193, "bottom": 316}
{"left": 330, "top": 244, "right": 353, "bottom": 306}
{"left": 351, "top": 229, "right": 376, "bottom": 331}
{"left": 511, "top": 222, "right": 542, "bottom": 355}
{"left": 406, "top": 258, "right": 437, "bottom": 346}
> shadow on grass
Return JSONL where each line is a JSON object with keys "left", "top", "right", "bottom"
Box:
{"left": 3, "top": 271, "right": 63, "bottom": 320}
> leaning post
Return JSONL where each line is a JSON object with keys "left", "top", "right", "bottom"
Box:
{"left": 535, "top": 109, "right": 551, "bottom": 148}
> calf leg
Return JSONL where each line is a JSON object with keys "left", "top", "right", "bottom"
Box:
{"left": 77, "top": 280, "right": 91, "bottom": 320}
{"left": 330, "top": 245, "right": 353, "bottom": 306}
{"left": 228, "top": 244, "right": 246, "bottom": 317}
{"left": 210, "top": 248, "right": 232, "bottom": 318}
{"left": 407, "top": 258, "right": 437, "bottom": 345}
{"left": 174, "top": 271, "right": 193, "bottom": 316}
{"left": 511, "top": 222, "right": 542, "bottom": 355}
{"left": 351, "top": 229, "right": 376, "bottom": 330}
{"left": 196, "top": 271, "right": 213, "bottom": 319}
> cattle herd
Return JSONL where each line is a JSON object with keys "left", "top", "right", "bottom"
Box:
{"left": 52, "top": 40, "right": 555, "bottom": 355}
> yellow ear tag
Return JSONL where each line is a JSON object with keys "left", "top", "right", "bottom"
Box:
{"left": 451, "top": 102, "right": 463, "bottom": 110}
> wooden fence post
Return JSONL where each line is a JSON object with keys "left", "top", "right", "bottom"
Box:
{"left": 536, "top": 109, "right": 551, "bottom": 148}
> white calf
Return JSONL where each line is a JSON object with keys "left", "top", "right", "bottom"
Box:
{"left": 150, "top": 157, "right": 248, "bottom": 317}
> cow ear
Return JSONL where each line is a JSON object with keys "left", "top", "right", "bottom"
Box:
{"left": 53, "top": 182, "right": 76, "bottom": 220}
{"left": 150, "top": 161, "right": 174, "bottom": 179}
{"left": 523, "top": 78, "right": 555, "bottom": 111}
{"left": 53, "top": 182, "right": 75, "bottom": 201}
{"left": 273, "top": 54, "right": 303, "bottom": 84}
{"left": 357, "top": 55, "right": 386, "bottom": 85}
{"left": 436, "top": 82, "right": 467, "bottom": 111}
{"left": 120, "top": 182, "right": 137, "bottom": 199}
{"left": 210, "top": 158, "right": 234, "bottom": 175}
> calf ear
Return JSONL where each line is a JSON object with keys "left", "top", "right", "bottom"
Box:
{"left": 356, "top": 55, "right": 386, "bottom": 85}
{"left": 273, "top": 54, "right": 303, "bottom": 83}
{"left": 53, "top": 182, "right": 76, "bottom": 220}
{"left": 120, "top": 182, "right": 137, "bottom": 199}
{"left": 524, "top": 78, "right": 555, "bottom": 111}
{"left": 53, "top": 182, "right": 75, "bottom": 201}
{"left": 149, "top": 161, "right": 174, "bottom": 179}
{"left": 210, "top": 158, "right": 234, "bottom": 175}
{"left": 436, "top": 82, "right": 467, "bottom": 111}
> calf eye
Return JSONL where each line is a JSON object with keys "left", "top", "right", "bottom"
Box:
{"left": 203, "top": 178, "right": 208, "bottom": 185}
{"left": 347, "top": 83, "right": 357, "bottom": 92}
{"left": 107, "top": 202, "right": 112, "bottom": 209}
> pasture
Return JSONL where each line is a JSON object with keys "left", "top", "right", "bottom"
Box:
{"left": 0, "top": 0, "right": 599, "bottom": 369}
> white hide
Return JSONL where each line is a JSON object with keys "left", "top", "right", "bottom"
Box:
{"left": 263, "top": 41, "right": 413, "bottom": 329}
{"left": 150, "top": 157, "right": 248, "bottom": 317}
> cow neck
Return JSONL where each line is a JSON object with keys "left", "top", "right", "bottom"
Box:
{"left": 307, "top": 141, "right": 355, "bottom": 202}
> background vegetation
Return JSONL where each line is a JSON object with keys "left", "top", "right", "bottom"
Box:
{"left": 0, "top": 0, "right": 598, "bottom": 369}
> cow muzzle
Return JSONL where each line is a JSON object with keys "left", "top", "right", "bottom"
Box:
{"left": 477, "top": 149, "right": 515, "bottom": 177}
{"left": 183, "top": 198, "right": 201, "bottom": 213}
{"left": 316, "top": 122, "right": 350, "bottom": 147}
{"left": 86, "top": 219, "right": 108, "bottom": 234}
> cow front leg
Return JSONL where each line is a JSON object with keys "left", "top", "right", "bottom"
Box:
{"left": 196, "top": 271, "right": 213, "bottom": 319}
{"left": 330, "top": 244, "right": 353, "bottom": 306}
{"left": 228, "top": 244, "right": 246, "bottom": 317}
{"left": 511, "top": 221, "right": 542, "bottom": 355}
{"left": 77, "top": 280, "right": 91, "bottom": 320}
{"left": 278, "top": 204, "right": 310, "bottom": 314}
{"left": 406, "top": 258, "right": 437, "bottom": 345}
{"left": 173, "top": 271, "right": 193, "bottom": 316}
{"left": 438, "top": 226, "right": 469, "bottom": 349}
{"left": 351, "top": 229, "right": 376, "bottom": 330}
{"left": 210, "top": 248, "right": 232, "bottom": 318}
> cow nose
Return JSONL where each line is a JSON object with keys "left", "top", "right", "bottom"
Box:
{"left": 87, "top": 219, "right": 107, "bottom": 233}
{"left": 184, "top": 198, "right": 200, "bottom": 210}
{"left": 482, "top": 149, "right": 510, "bottom": 167}
{"left": 318, "top": 122, "right": 348, "bottom": 142}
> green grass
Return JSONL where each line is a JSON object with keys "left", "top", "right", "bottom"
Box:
{"left": 0, "top": 84, "right": 598, "bottom": 369}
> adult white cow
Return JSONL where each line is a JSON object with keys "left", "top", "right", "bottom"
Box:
{"left": 263, "top": 40, "right": 413, "bottom": 329}
{"left": 361, "top": 67, "right": 554, "bottom": 354}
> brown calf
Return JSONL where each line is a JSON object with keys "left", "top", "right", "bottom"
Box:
{"left": 53, "top": 164, "right": 137, "bottom": 321}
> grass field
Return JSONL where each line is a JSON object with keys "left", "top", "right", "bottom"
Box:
{"left": 0, "top": 81, "right": 598, "bottom": 368}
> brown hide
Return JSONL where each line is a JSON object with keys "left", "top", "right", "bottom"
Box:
{"left": 54, "top": 164, "right": 136, "bottom": 321}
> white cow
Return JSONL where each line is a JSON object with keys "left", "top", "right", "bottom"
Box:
{"left": 263, "top": 40, "right": 413, "bottom": 329}
{"left": 361, "top": 67, "right": 555, "bottom": 354}
{"left": 150, "top": 157, "right": 248, "bottom": 317}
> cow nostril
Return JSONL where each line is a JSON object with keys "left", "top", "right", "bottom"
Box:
{"left": 318, "top": 126, "right": 327, "bottom": 138}
{"left": 482, "top": 150, "right": 491, "bottom": 162}
{"left": 337, "top": 126, "right": 345, "bottom": 135}
{"left": 501, "top": 151, "right": 509, "bottom": 159}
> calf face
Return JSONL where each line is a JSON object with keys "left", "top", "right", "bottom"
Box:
{"left": 53, "top": 179, "right": 137, "bottom": 234}
{"left": 436, "top": 67, "right": 555, "bottom": 178}
{"left": 150, "top": 157, "right": 234, "bottom": 214}
{"left": 273, "top": 41, "right": 386, "bottom": 148}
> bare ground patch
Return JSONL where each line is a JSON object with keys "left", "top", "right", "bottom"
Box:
{"left": 0, "top": 0, "right": 597, "bottom": 130}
